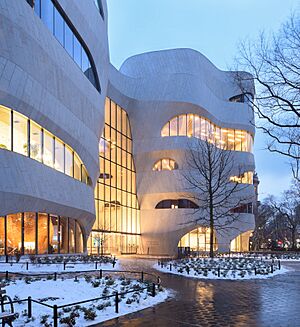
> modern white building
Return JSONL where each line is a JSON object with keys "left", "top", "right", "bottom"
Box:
{"left": 0, "top": 0, "right": 256, "bottom": 257}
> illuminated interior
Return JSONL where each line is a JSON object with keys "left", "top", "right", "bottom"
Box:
{"left": 152, "top": 158, "right": 178, "bottom": 171}
{"left": 88, "top": 98, "right": 141, "bottom": 255}
{"left": 0, "top": 105, "right": 89, "bottom": 184}
{"left": 230, "top": 230, "right": 253, "bottom": 252}
{"left": 230, "top": 171, "right": 253, "bottom": 184}
{"left": 0, "top": 213, "right": 83, "bottom": 255}
{"left": 161, "top": 113, "right": 253, "bottom": 152}
{"left": 178, "top": 227, "right": 218, "bottom": 253}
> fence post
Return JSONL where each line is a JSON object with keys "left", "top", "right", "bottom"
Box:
{"left": 5, "top": 271, "right": 8, "bottom": 281}
{"left": 99, "top": 269, "right": 103, "bottom": 279}
{"left": 152, "top": 283, "right": 156, "bottom": 297}
{"left": 218, "top": 267, "right": 220, "bottom": 277}
{"left": 95, "top": 261, "right": 98, "bottom": 270}
{"left": 63, "top": 262, "right": 66, "bottom": 270}
{"left": 141, "top": 271, "right": 144, "bottom": 282}
{"left": 26, "top": 262, "right": 29, "bottom": 271}
{"left": 53, "top": 305, "right": 58, "bottom": 327}
{"left": 169, "top": 263, "right": 172, "bottom": 271}
{"left": 54, "top": 272, "right": 57, "bottom": 281}
{"left": 278, "top": 260, "right": 281, "bottom": 270}
{"left": 27, "top": 296, "right": 32, "bottom": 318}
{"left": 115, "top": 292, "right": 119, "bottom": 313}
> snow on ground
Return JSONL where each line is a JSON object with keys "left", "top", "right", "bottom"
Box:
{"left": 4, "top": 275, "right": 170, "bottom": 326}
{"left": 0, "top": 261, "right": 120, "bottom": 273}
{"left": 154, "top": 257, "right": 290, "bottom": 280}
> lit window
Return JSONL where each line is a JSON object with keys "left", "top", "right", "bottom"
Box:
{"left": 161, "top": 113, "right": 253, "bottom": 153}
{"left": 230, "top": 171, "right": 253, "bottom": 184}
{"left": 155, "top": 199, "right": 199, "bottom": 209}
{"left": 0, "top": 105, "right": 89, "bottom": 184}
{"left": 153, "top": 158, "right": 178, "bottom": 171}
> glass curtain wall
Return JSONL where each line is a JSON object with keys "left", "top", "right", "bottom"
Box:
{"left": 161, "top": 114, "right": 254, "bottom": 152}
{"left": 0, "top": 214, "right": 83, "bottom": 255}
{"left": 88, "top": 98, "right": 141, "bottom": 255}
{"left": 0, "top": 105, "right": 89, "bottom": 184}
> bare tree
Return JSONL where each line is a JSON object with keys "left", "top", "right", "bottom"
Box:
{"left": 252, "top": 202, "right": 274, "bottom": 250}
{"left": 235, "top": 13, "right": 300, "bottom": 179}
{"left": 267, "top": 180, "right": 300, "bottom": 249}
{"left": 182, "top": 138, "right": 253, "bottom": 258}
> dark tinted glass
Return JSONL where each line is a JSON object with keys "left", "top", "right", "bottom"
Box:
{"left": 41, "top": 0, "right": 54, "bottom": 33}
{"left": 54, "top": 7, "right": 64, "bottom": 46}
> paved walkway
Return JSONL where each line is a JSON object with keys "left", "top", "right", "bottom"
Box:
{"left": 97, "top": 259, "right": 300, "bottom": 327}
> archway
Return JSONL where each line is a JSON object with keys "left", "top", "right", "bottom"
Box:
{"left": 178, "top": 227, "right": 218, "bottom": 256}
{"left": 230, "top": 230, "right": 253, "bottom": 252}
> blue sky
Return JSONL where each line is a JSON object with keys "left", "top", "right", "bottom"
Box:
{"left": 107, "top": 0, "right": 299, "bottom": 200}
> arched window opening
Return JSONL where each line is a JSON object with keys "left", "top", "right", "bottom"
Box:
{"left": 229, "top": 93, "right": 254, "bottom": 103}
{"left": 178, "top": 227, "right": 218, "bottom": 255}
{"left": 161, "top": 114, "right": 253, "bottom": 152}
{"left": 230, "top": 203, "right": 253, "bottom": 214}
{"left": 230, "top": 230, "right": 253, "bottom": 252}
{"left": 155, "top": 199, "right": 199, "bottom": 209}
{"left": 153, "top": 158, "right": 178, "bottom": 171}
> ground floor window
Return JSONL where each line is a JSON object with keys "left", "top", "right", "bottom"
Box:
{"left": 0, "top": 213, "right": 84, "bottom": 255}
{"left": 87, "top": 231, "right": 140, "bottom": 255}
{"left": 230, "top": 230, "right": 253, "bottom": 252}
{"left": 178, "top": 227, "right": 218, "bottom": 255}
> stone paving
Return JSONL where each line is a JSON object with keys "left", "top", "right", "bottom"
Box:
{"left": 96, "top": 259, "right": 300, "bottom": 327}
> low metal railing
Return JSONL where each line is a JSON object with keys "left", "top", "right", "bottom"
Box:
{"left": 1, "top": 269, "right": 161, "bottom": 327}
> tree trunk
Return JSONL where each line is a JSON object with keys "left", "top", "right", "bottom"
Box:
{"left": 291, "top": 228, "right": 297, "bottom": 250}
{"left": 209, "top": 205, "right": 214, "bottom": 258}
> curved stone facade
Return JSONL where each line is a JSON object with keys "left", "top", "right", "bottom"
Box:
{"left": 0, "top": 0, "right": 109, "bottom": 252}
{"left": 108, "top": 48, "right": 256, "bottom": 256}
{"left": 1, "top": 2, "right": 255, "bottom": 257}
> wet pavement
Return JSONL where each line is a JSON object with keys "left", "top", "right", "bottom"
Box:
{"left": 95, "top": 259, "right": 300, "bottom": 327}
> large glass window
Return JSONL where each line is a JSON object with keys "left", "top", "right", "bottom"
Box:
{"left": 54, "top": 7, "right": 64, "bottom": 45}
{"left": 30, "top": 121, "right": 42, "bottom": 162}
{"left": 24, "top": 212, "right": 36, "bottom": 254}
{"left": 33, "top": 0, "right": 100, "bottom": 91}
{"left": 13, "top": 112, "right": 28, "bottom": 156}
{"left": 89, "top": 98, "right": 140, "bottom": 255}
{"left": 6, "top": 214, "right": 22, "bottom": 255}
{"left": 0, "top": 107, "right": 11, "bottom": 150}
{"left": 0, "top": 105, "right": 89, "bottom": 184}
{"left": 41, "top": 0, "right": 54, "bottom": 32}
{"left": 43, "top": 130, "right": 54, "bottom": 168}
{"left": 161, "top": 114, "right": 254, "bottom": 152}
{"left": 38, "top": 213, "right": 48, "bottom": 254}
{"left": 54, "top": 138, "right": 64, "bottom": 173}
{"left": 1, "top": 212, "right": 83, "bottom": 255}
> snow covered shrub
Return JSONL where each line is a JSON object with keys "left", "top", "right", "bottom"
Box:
{"left": 82, "top": 307, "right": 97, "bottom": 321}
{"left": 59, "top": 310, "right": 79, "bottom": 326}
{"left": 40, "top": 314, "right": 50, "bottom": 325}
{"left": 91, "top": 280, "right": 101, "bottom": 288}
